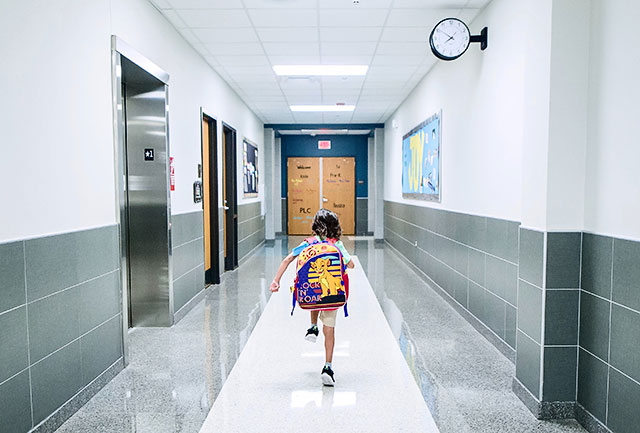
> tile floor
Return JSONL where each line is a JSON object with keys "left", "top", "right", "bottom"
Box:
{"left": 55, "top": 237, "right": 587, "bottom": 433}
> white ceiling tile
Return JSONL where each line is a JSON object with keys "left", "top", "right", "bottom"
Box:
{"left": 176, "top": 9, "right": 251, "bottom": 28}
{"left": 214, "top": 55, "right": 270, "bottom": 66}
{"left": 168, "top": 0, "right": 243, "bottom": 8}
{"left": 192, "top": 28, "right": 259, "bottom": 43}
{"left": 255, "top": 27, "right": 318, "bottom": 42}
{"left": 162, "top": 9, "right": 188, "bottom": 28}
{"left": 319, "top": 27, "right": 382, "bottom": 42}
{"left": 320, "top": 55, "right": 372, "bottom": 65}
{"left": 263, "top": 42, "right": 319, "bottom": 56}
{"left": 243, "top": 0, "right": 317, "bottom": 8}
{"left": 150, "top": 0, "right": 172, "bottom": 9}
{"left": 269, "top": 55, "right": 321, "bottom": 64}
{"left": 377, "top": 42, "right": 429, "bottom": 56}
{"left": 205, "top": 43, "right": 264, "bottom": 56}
{"left": 178, "top": 28, "right": 200, "bottom": 44}
{"left": 319, "top": 9, "right": 388, "bottom": 27}
{"left": 248, "top": 9, "right": 318, "bottom": 27}
{"left": 380, "top": 26, "right": 429, "bottom": 42}
{"left": 386, "top": 8, "right": 461, "bottom": 28}
{"left": 223, "top": 65, "right": 275, "bottom": 76}
{"left": 320, "top": 42, "right": 377, "bottom": 56}
{"left": 393, "top": 0, "right": 466, "bottom": 7}
{"left": 293, "top": 113, "right": 325, "bottom": 123}
{"left": 320, "top": 0, "right": 392, "bottom": 7}
{"left": 371, "top": 55, "right": 424, "bottom": 66}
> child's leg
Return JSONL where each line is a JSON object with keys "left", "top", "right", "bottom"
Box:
{"left": 323, "top": 325, "right": 335, "bottom": 364}
{"left": 310, "top": 310, "right": 319, "bottom": 326}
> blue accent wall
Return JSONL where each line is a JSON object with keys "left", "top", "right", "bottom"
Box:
{"left": 281, "top": 135, "right": 368, "bottom": 198}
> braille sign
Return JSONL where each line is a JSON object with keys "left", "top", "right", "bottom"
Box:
{"left": 144, "top": 148, "right": 154, "bottom": 161}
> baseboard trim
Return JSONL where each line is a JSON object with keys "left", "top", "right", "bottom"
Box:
{"left": 575, "top": 403, "right": 612, "bottom": 433}
{"left": 32, "top": 357, "right": 124, "bottom": 433}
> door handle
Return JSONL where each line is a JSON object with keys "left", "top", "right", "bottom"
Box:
{"left": 223, "top": 206, "right": 230, "bottom": 210}
{"left": 323, "top": 197, "right": 328, "bottom": 202}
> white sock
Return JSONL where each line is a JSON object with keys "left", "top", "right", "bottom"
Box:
{"left": 324, "top": 362, "right": 332, "bottom": 369}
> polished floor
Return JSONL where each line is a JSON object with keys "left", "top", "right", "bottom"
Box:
{"left": 56, "top": 237, "right": 586, "bottom": 432}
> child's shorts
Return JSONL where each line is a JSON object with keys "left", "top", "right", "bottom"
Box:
{"left": 319, "top": 309, "right": 338, "bottom": 327}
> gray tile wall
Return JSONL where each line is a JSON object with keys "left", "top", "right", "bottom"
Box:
{"left": 383, "top": 201, "right": 519, "bottom": 356}
{"left": 238, "top": 201, "right": 265, "bottom": 261}
{"left": 171, "top": 211, "right": 205, "bottom": 316}
{"left": 515, "top": 229, "right": 582, "bottom": 416}
{"left": 0, "top": 225, "right": 123, "bottom": 432}
{"left": 356, "top": 198, "right": 369, "bottom": 235}
{"left": 577, "top": 233, "right": 640, "bottom": 433}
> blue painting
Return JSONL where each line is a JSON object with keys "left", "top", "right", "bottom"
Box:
{"left": 402, "top": 112, "right": 441, "bottom": 201}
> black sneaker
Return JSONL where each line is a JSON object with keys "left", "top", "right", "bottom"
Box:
{"left": 321, "top": 365, "right": 335, "bottom": 386}
{"left": 305, "top": 325, "right": 319, "bottom": 343}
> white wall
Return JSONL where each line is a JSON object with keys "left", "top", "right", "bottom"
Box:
{"left": 384, "top": 0, "right": 526, "bottom": 222}
{"left": 583, "top": 0, "right": 640, "bottom": 241}
{"left": 0, "top": 0, "right": 263, "bottom": 243}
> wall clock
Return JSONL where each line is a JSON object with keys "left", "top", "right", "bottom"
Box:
{"left": 429, "top": 18, "right": 488, "bottom": 61}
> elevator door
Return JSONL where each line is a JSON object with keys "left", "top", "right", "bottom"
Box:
{"left": 122, "top": 57, "right": 172, "bottom": 328}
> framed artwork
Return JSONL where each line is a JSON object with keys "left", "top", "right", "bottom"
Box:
{"left": 402, "top": 111, "right": 441, "bottom": 202}
{"left": 243, "top": 139, "right": 258, "bottom": 197}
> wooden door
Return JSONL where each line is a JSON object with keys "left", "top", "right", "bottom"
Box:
{"left": 203, "top": 119, "right": 211, "bottom": 272}
{"left": 322, "top": 157, "right": 355, "bottom": 235}
{"left": 287, "top": 157, "right": 320, "bottom": 235}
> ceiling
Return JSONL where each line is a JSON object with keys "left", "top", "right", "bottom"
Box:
{"left": 148, "top": 0, "right": 491, "bottom": 124}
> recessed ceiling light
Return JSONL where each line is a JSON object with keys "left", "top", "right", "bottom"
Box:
{"left": 290, "top": 105, "right": 356, "bottom": 112}
{"left": 274, "top": 65, "right": 368, "bottom": 76}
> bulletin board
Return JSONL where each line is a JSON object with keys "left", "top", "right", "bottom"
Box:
{"left": 243, "top": 139, "right": 258, "bottom": 197}
{"left": 402, "top": 111, "right": 441, "bottom": 202}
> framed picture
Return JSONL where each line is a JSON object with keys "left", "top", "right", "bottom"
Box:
{"left": 243, "top": 139, "right": 258, "bottom": 197}
{"left": 402, "top": 111, "right": 441, "bottom": 202}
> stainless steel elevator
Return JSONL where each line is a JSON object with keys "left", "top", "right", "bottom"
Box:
{"left": 112, "top": 37, "right": 173, "bottom": 337}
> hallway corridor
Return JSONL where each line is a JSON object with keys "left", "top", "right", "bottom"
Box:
{"left": 55, "top": 239, "right": 586, "bottom": 433}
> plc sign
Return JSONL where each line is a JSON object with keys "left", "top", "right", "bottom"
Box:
{"left": 318, "top": 140, "right": 331, "bottom": 150}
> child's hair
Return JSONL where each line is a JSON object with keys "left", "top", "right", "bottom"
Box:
{"left": 311, "top": 208, "right": 342, "bottom": 240}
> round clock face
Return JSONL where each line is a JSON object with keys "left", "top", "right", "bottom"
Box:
{"left": 430, "top": 18, "right": 471, "bottom": 61}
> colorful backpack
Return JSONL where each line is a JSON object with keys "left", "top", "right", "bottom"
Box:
{"left": 291, "top": 237, "right": 349, "bottom": 317}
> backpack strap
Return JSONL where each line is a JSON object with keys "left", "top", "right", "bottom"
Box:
{"left": 291, "top": 291, "right": 296, "bottom": 316}
{"left": 304, "top": 236, "right": 319, "bottom": 245}
{"left": 343, "top": 303, "right": 349, "bottom": 318}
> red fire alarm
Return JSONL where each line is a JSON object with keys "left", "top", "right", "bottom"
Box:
{"left": 170, "top": 157, "right": 175, "bottom": 191}
{"left": 318, "top": 140, "right": 331, "bottom": 150}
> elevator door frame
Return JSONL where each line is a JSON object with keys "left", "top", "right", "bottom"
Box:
{"left": 111, "top": 36, "right": 172, "bottom": 365}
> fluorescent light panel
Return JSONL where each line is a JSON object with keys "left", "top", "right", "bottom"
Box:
{"left": 274, "top": 65, "right": 368, "bottom": 76}
{"left": 290, "top": 105, "right": 355, "bottom": 112}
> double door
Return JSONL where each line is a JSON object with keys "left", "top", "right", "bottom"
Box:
{"left": 287, "top": 157, "right": 355, "bottom": 236}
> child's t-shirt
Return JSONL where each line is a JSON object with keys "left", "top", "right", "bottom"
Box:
{"left": 291, "top": 236, "right": 352, "bottom": 264}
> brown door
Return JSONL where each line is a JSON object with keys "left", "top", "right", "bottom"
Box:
{"left": 203, "top": 119, "right": 211, "bottom": 272}
{"left": 287, "top": 157, "right": 320, "bottom": 235}
{"left": 322, "top": 157, "right": 355, "bottom": 235}
{"left": 201, "top": 115, "right": 219, "bottom": 284}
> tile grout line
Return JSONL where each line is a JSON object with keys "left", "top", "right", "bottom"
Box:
{"left": 390, "top": 227, "right": 518, "bottom": 310}
{"left": 580, "top": 288, "right": 640, "bottom": 317}
{"left": 173, "top": 262, "right": 205, "bottom": 283}
{"left": 29, "top": 314, "right": 121, "bottom": 369}
{"left": 384, "top": 237, "right": 515, "bottom": 356}
{"left": 28, "top": 269, "right": 120, "bottom": 307}
{"left": 172, "top": 236, "right": 205, "bottom": 251}
{"left": 515, "top": 226, "right": 521, "bottom": 371}
{"left": 539, "top": 231, "right": 548, "bottom": 400}
{"left": 575, "top": 232, "right": 583, "bottom": 401}
{"left": 23, "top": 241, "right": 35, "bottom": 428}
{"left": 605, "top": 238, "right": 614, "bottom": 424}
{"left": 386, "top": 213, "right": 519, "bottom": 266}
{"left": 580, "top": 345, "right": 640, "bottom": 388}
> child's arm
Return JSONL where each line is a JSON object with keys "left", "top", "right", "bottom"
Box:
{"left": 270, "top": 253, "right": 295, "bottom": 292}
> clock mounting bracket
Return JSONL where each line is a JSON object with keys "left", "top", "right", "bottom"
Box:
{"left": 470, "top": 27, "right": 489, "bottom": 51}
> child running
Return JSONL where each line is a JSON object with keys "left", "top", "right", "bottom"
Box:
{"left": 269, "top": 209, "right": 355, "bottom": 386}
